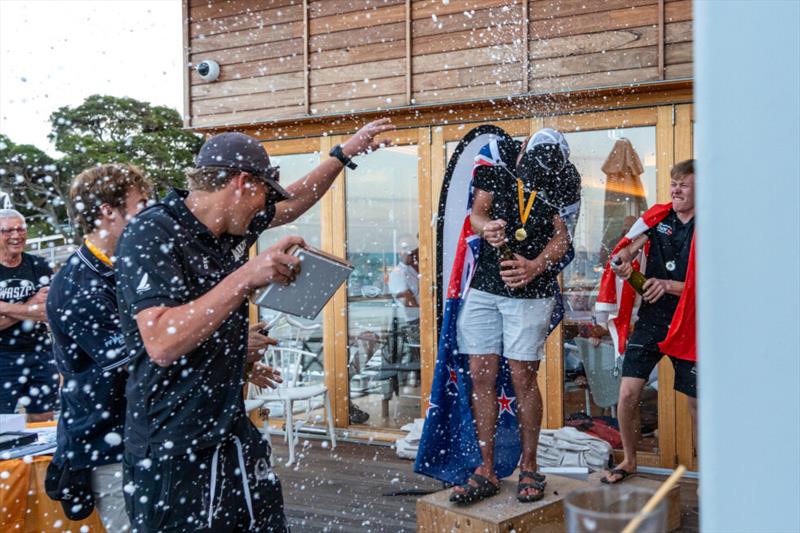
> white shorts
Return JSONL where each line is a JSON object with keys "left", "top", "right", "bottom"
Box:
{"left": 456, "top": 289, "right": 555, "bottom": 362}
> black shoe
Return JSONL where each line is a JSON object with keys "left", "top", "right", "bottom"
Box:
{"left": 349, "top": 402, "right": 369, "bottom": 424}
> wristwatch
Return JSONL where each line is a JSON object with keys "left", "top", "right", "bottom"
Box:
{"left": 329, "top": 144, "right": 358, "bottom": 170}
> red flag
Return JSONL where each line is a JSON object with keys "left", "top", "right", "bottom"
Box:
{"left": 596, "top": 203, "right": 696, "bottom": 361}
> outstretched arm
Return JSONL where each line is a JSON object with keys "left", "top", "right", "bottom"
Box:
{"left": 269, "top": 118, "right": 395, "bottom": 227}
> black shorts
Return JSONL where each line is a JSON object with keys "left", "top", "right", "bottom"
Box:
{"left": 622, "top": 324, "right": 697, "bottom": 398}
{"left": 123, "top": 422, "right": 288, "bottom": 533}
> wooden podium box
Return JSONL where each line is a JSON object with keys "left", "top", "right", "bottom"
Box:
{"left": 417, "top": 473, "right": 588, "bottom": 533}
{"left": 417, "top": 472, "right": 682, "bottom": 532}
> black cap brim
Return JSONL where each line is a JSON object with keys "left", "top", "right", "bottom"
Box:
{"left": 259, "top": 176, "right": 291, "bottom": 202}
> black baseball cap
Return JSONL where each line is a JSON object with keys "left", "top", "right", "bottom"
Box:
{"left": 195, "top": 132, "right": 291, "bottom": 201}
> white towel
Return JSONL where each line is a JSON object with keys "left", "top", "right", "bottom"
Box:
{"left": 395, "top": 418, "right": 426, "bottom": 460}
{"left": 537, "top": 427, "right": 612, "bottom": 472}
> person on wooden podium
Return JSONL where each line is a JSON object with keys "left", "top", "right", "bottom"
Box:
{"left": 597, "top": 159, "right": 698, "bottom": 484}
{"left": 115, "top": 119, "right": 394, "bottom": 532}
{"left": 450, "top": 129, "right": 581, "bottom": 504}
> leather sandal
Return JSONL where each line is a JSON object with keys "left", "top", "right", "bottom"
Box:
{"left": 517, "top": 470, "right": 546, "bottom": 503}
{"left": 449, "top": 473, "right": 500, "bottom": 505}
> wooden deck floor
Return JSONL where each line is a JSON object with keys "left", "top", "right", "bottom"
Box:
{"left": 271, "top": 439, "right": 699, "bottom": 532}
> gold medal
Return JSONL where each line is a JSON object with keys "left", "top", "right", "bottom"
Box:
{"left": 515, "top": 228, "right": 528, "bottom": 241}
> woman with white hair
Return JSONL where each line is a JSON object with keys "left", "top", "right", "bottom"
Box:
{"left": 0, "top": 208, "right": 57, "bottom": 420}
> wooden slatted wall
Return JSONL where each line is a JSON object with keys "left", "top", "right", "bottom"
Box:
{"left": 186, "top": 0, "right": 693, "bottom": 128}
{"left": 189, "top": 0, "right": 306, "bottom": 126}
{"left": 308, "top": 0, "right": 407, "bottom": 115}
{"left": 528, "top": 0, "right": 693, "bottom": 92}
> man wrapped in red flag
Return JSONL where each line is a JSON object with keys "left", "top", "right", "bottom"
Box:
{"left": 595, "top": 159, "right": 697, "bottom": 484}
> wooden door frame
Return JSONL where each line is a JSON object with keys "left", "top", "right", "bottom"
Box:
{"left": 674, "top": 103, "right": 697, "bottom": 472}
{"left": 543, "top": 106, "right": 675, "bottom": 468}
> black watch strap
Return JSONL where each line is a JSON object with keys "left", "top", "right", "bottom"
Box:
{"left": 330, "top": 144, "right": 357, "bottom": 170}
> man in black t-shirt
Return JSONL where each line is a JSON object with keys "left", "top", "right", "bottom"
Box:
{"left": 602, "top": 160, "right": 696, "bottom": 485}
{"left": 115, "top": 119, "right": 393, "bottom": 532}
{"left": 46, "top": 164, "right": 153, "bottom": 530}
{"left": 451, "top": 129, "right": 581, "bottom": 504}
{"left": 0, "top": 209, "right": 57, "bottom": 419}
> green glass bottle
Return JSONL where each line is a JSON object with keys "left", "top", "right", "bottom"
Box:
{"left": 499, "top": 243, "right": 516, "bottom": 271}
{"left": 613, "top": 257, "right": 646, "bottom": 295}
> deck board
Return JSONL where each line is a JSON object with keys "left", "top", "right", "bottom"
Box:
{"left": 270, "top": 439, "right": 699, "bottom": 532}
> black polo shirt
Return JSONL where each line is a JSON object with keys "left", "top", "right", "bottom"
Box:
{"left": 115, "top": 189, "right": 275, "bottom": 458}
{"left": 470, "top": 161, "right": 582, "bottom": 299}
{"left": 47, "top": 245, "right": 127, "bottom": 469}
{"left": 638, "top": 210, "right": 695, "bottom": 328}
{"left": 0, "top": 253, "right": 53, "bottom": 355}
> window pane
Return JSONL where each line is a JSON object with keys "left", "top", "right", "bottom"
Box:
{"left": 561, "top": 127, "right": 660, "bottom": 455}
{"left": 346, "top": 146, "right": 420, "bottom": 428}
{"left": 256, "top": 153, "right": 325, "bottom": 397}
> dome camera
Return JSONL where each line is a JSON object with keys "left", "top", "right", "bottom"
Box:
{"left": 196, "top": 59, "right": 220, "bottom": 82}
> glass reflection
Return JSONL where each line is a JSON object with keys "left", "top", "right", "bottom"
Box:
{"left": 256, "top": 153, "right": 325, "bottom": 409}
{"left": 346, "top": 146, "right": 420, "bottom": 428}
{"left": 561, "top": 128, "right": 659, "bottom": 455}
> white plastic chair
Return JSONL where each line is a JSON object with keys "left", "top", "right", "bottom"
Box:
{"left": 247, "top": 346, "right": 336, "bottom": 466}
{"left": 574, "top": 338, "right": 621, "bottom": 418}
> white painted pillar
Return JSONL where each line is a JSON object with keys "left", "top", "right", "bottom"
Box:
{"left": 695, "top": 1, "right": 800, "bottom": 531}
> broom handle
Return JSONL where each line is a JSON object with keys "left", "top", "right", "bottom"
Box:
{"left": 621, "top": 465, "right": 686, "bottom": 533}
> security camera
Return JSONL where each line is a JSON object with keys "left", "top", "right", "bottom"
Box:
{"left": 196, "top": 60, "right": 220, "bottom": 82}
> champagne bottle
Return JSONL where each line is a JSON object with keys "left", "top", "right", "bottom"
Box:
{"left": 613, "top": 257, "right": 646, "bottom": 295}
{"left": 498, "top": 243, "right": 516, "bottom": 271}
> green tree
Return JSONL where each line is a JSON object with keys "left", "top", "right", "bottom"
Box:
{"left": 0, "top": 134, "right": 67, "bottom": 235}
{"left": 0, "top": 95, "right": 202, "bottom": 238}
{"left": 50, "top": 94, "right": 202, "bottom": 193}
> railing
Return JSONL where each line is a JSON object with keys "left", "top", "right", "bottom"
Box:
{"left": 25, "top": 234, "right": 78, "bottom": 266}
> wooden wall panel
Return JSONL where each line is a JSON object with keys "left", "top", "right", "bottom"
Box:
{"left": 192, "top": 72, "right": 304, "bottom": 100}
{"left": 191, "top": 22, "right": 303, "bottom": 55}
{"left": 410, "top": 2, "right": 525, "bottom": 105}
{"left": 413, "top": 25, "right": 517, "bottom": 56}
{"left": 309, "top": 0, "right": 404, "bottom": 18}
{"left": 308, "top": 2, "right": 407, "bottom": 115}
{"left": 191, "top": 1, "right": 301, "bottom": 37}
{"left": 527, "top": 0, "right": 693, "bottom": 94}
{"left": 189, "top": 56, "right": 303, "bottom": 85}
{"left": 188, "top": 0, "right": 306, "bottom": 125}
{"left": 191, "top": 0, "right": 295, "bottom": 22}
{"left": 186, "top": 0, "right": 694, "bottom": 129}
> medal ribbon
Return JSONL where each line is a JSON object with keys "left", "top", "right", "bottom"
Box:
{"left": 516, "top": 178, "right": 536, "bottom": 229}
{"left": 84, "top": 238, "right": 113, "bottom": 267}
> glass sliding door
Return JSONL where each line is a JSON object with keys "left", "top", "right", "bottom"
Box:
{"left": 560, "top": 126, "right": 660, "bottom": 456}
{"left": 344, "top": 145, "right": 420, "bottom": 428}
{"left": 256, "top": 153, "right": 325, "bottom": 421}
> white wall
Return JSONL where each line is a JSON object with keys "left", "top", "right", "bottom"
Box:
{"left": 695, "top": 1, "right": 800, "bottom": 531}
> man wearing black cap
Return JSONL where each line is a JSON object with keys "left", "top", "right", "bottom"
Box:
{"left": 115, "top": 119, "right": 393, "bottom": 532}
